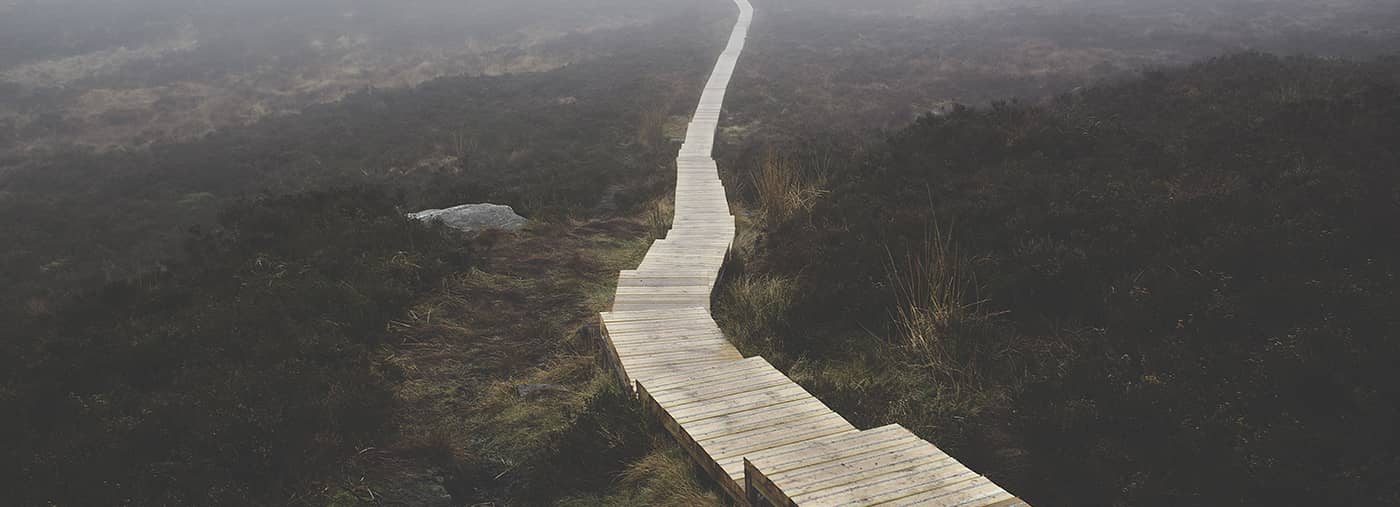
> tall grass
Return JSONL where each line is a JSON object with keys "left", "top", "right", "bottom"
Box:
{"left": 715, "top": 274, "right": 797, "bottom": 355}
{"left": 644, "top": 198, "right": 673, "bottom": 239}
{"left": 609, "top": 447, "right": 724, "bottom": 506}
{"left": 555, "top": 445, "right": 722, "bottom": 506}
{"left": 884, "top": 221, "right": 1013, "bottom": 408}
{"left": 749, "top": 149, "right": 826, "bottom": 223}
{"left": 637, "top": 103, "right": 670, "bottom": 149}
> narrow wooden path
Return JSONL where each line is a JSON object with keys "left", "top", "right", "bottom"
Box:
{"left": 600, "top": 1, "right": 1026, "bottom": 505}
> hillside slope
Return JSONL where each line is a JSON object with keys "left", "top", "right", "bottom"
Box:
{"left": 722, "top": 53, "right": 1400, "bottom": 505}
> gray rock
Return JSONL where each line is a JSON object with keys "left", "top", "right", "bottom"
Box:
{"left": 408, "top": 203, "right": 527, "bottom": 234}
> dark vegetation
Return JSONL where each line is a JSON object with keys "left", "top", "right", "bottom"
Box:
{"left": 717, "top": 4, "right": 1400, "bottom": 503}
{"left": 1, "top": 6, "right": 734, "bottom": 504}
{"left": 720, "top": 53, "right": 1400, "bottom": 505}
{"left": 731, "top": 0, "right": 1400, "bottom": 134}
{"left": 1, "top": 188, "right": 470, "bottom": 504}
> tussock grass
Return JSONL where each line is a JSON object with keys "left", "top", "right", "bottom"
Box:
{"left": 644, "top": 197, "right": 674, "bottom": 239}
{"left": 749, "top": 149, "right": 827, "bottom": 223}
{"left": 559, "top": 446, "right": 724, "bottom": 506}
{"left": 887, "top": 222, "right": 988, "bottom": 365}
{"left": 883, "top": 222, "right": 1019, "bottom": 410}
{"left": 715, "top": 273, "right": 797, "bottom": 355}
{"left": 638, "top": 102, "right": 671, "bottom": 149}
{"left": 613, "top": 448, "right": 718, "bottom": 503}
{"left": 727, "top": 207, "right": 762, "bottom": 261}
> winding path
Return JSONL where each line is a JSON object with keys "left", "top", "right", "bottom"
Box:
{"left": 599, "top": 1, "right": 1027, "bottom": 505}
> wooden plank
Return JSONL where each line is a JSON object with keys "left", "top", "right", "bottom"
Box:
{"left": 793, "top": 464, "right": 977, "bottom": 507}
{"left": 773, "top": 443, "right": 954, "bottom": 496}
{"left": 665, "top": 384, "right": 814, "bottom": 424}
{"left": 614, "top": 341, "right": 741, "bottom": 360}
{"left": 637, "top": 253, "right": 727, "bottom": 262}
{"left": 615, "top": 287, "right": 715, "bottom": 296}
{"left": 883, "top": 479, "right": 1017, "bottom": 507}
{"left": 605, "top": 324, "right": 721, "bottom": 339}
{"left": 614, "top": 340, "right": 740, "bottom": 359}
{"left": 612, "top": 341, "right": 735, "bottom": 358}
{"left": 606, "top": 329, "right": 726, "bottom": 345}
{"left": 617, "top": 276, "right": 716, "bottom": 288}
{"left": 742, "top": 421, "right": 1028, "bottom": 506}
{"left": 600, "top": 310, "right": 710, "bottom": 324}
{"left": 745, "top": 424, "right": 916, "bottom": 475}
{"left": 621, "top": 355, "right": 740, "bottom": 375}
{"left": 703, "top": 417, "right": 857, "bottom": 462}
{"left": 643, "top": 356, "right": 771, "bottom": 390}
{"left": 608, "top": 333, "right": 728, "bottom": 350}
{"left": 602, "top": 317, "right": 718, "bottom": 333}
{"left": 649, "top": 373, "right": 793, "bottom": 407}
{"left": 609, "top": 332, "right": 730, "bottom": 348}
{"left": 714, "top": 429, "right": 861, "bottom": 485}
{"left": 685, "top": 402, "right": 838, "bottom": 442}
{"left": 601, "top": 305, "right": 709, "bottom": 315}
{"left": 611, "top": 302, "right": 714, "bottom": 312}
{"left": 611, "top": 296, "right": 713, "bottom": 307}
{"left": 623, "top": 356, "right": 742, "bottom": 380}
{"left": 642, "top": 360, "right": 786, "bottom": 393}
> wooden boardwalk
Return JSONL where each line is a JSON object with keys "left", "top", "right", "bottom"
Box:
{"left": 599, "top": 1, "right": 1027, "bottom": 505}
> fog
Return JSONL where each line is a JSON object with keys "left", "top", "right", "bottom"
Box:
{"left": 0, "top": 0, "right": 709, "bottom": 153}
{"left": 2, "top": 0, "right": 1395, "bottom": 154}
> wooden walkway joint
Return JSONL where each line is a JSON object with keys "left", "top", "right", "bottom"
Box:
{"left": 599, "top": 1, "right": 1027, "bottom": 505}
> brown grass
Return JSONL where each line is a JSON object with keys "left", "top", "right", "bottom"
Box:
{"left": 883, "top": 221, "right": 1017, "bottom": 413}
{"left": 886, "top": 222, "right": 984, "bottom": 365}
{"left": 637, "top": 101, "right": 672, "bottom": 149}
{"left": 715, "top": 274, "right": 797, "bottom": 355}
{"left": 749, "top": 149, "right": 827, "bottom": 223}
{"left": 556, "top": 445, "right": 724, "bottom": 506}
{"left": 644, "top": 197, "right": 674, "bottom": 239}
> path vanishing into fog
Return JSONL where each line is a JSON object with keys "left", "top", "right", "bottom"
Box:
{"left": 598, "top": 1, "right": 1027, "bottom": 504}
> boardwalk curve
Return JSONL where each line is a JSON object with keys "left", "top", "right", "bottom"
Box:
{"left": 599, "top": 1, "right": 1027, "bottom": 505}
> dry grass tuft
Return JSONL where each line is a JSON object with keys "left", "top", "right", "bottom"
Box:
{"left": 555, "top": 445, "right": 723, "bottom": 506}
{"left": 715, "top": 274, "right": 797, "bottom": 355}
{"left": 612, "top": 447, "right": 724, "bottom": 506}
{"left": 638, "top": 102, "right": 671, "bottom": 149}
{"left": 884, "top": 221, "right": 1015, "bottom": 411}
{"left": 644, "top": 197, "right": 674, "bottom": 239}
{"left": 750, "top": 149, "right": 827, "bottom": 223}
{"left": 887, "top": 222, "right": 982, "bottom": 364}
